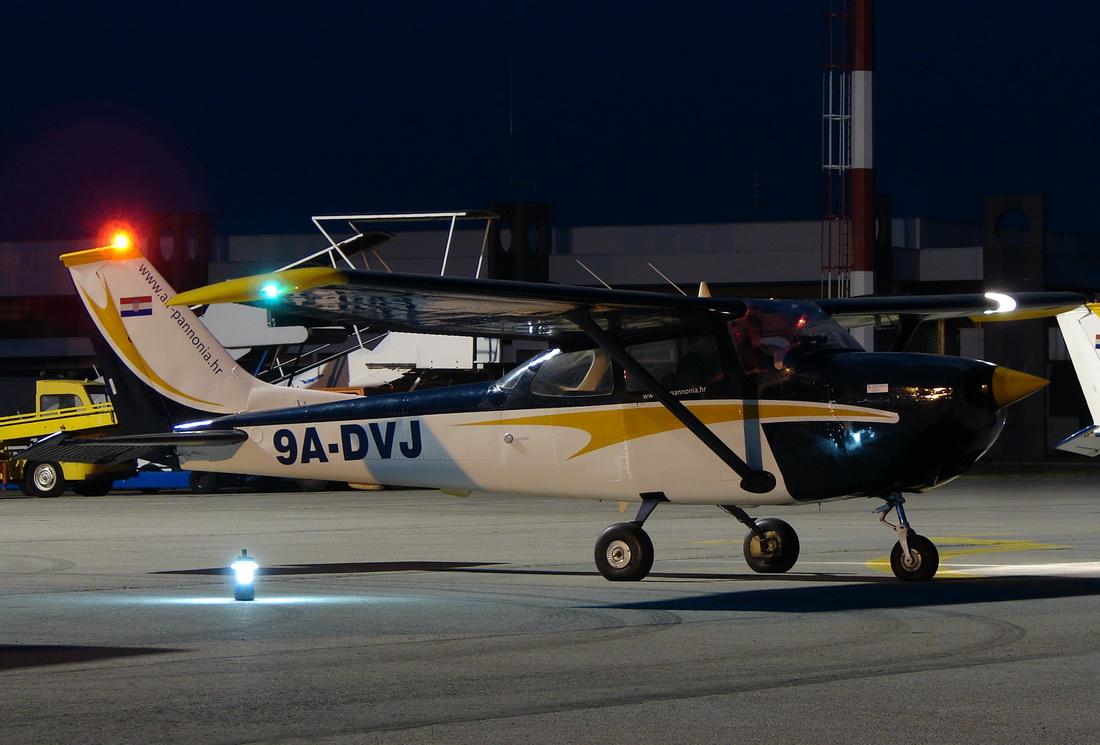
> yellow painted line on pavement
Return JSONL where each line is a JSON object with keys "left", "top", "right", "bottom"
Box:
{"left": 867, "top": 536, "right": 1071, "bottom": 578}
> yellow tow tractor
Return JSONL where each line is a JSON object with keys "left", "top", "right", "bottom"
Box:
{"left": 0, "top": 380, "right": 136, "bottom": 497}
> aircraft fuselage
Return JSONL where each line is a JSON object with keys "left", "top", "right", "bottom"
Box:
{"left": 180, "top": 347, "right": 1007, "bottom": 507}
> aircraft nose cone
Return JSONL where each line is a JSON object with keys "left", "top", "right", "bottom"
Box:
{"left": 991, "top": 366, "right": 1048, "bottom": 407}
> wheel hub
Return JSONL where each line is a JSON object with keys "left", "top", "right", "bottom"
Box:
{"left": 606, "top": 540, "right": 631, "bottom": 569}
{"left": 34, "top": 466, "right": 58, "bottom": 490}
{"left": 749, "top": 530, "right": 781, "bottom": 558}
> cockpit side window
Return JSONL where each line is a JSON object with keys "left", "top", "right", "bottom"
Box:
{"left": 529, "top": 348, "right": 614, "bottom": 397}
{"left": 497, "top": 349, "right": 558, "bottom": 391}
{"left": 625, "top": 335, "right": 723, "bottom": 393}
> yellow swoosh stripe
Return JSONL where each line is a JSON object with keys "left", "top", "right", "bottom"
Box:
{"left": 470, "top": 401, "right": 897, "bottom": 459}
{"left": 77, "top": 277, "right": 222, "bottom": 409}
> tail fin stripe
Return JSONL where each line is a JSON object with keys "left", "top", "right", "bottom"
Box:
{"left": 75, "top": 280, "right": 224, "bottom": 409}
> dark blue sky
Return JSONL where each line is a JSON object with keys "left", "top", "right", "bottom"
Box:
{"left": 3, "top": 1, "right": 1098, "bottom": 240}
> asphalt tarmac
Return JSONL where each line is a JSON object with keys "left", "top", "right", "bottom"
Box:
{"left": 3, "top": 474, "right": 1100, "bottom": 744}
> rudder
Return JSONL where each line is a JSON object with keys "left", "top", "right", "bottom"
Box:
{"left": 63, "top": 244, "right": 349, "bottom": 417}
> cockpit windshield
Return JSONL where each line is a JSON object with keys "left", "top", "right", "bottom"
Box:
{"left": 730, "top": 299, "right": 862, "bottom": 374}
{"left": 496, "top": 348, "right": 558, "bottom": 390}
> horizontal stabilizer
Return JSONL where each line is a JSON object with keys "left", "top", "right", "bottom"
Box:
{"left": 1056, "top": 425, "right": 1100, "bottom": 458}
{"left": 18, "top": 429, "right": 247, "bottom": 466}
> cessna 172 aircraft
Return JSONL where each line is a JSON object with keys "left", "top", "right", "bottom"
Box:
{"left": 24, "top": 241, "right": 1087, "bottom": 582}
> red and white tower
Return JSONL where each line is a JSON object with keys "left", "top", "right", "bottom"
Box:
{"left": 850, "top": 0, "right": 874, "bottom": 298}
{"left": 822, "top": 0, "right": 874, "bottom": 300}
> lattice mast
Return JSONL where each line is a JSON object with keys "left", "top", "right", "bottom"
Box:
{"left": 821, "top": 0, "right": 874, "bottom": 299}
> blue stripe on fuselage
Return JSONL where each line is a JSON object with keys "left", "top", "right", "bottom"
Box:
{"left": 196, "top": 381, "right": 503, "bottom": 430}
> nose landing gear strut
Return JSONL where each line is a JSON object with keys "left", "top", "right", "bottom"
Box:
{"left": 875, "top": 493, "right": 940, "bottom": 581}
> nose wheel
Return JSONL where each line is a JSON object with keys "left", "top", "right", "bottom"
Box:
{"left": 876, "top": 494, "right": 939, "bottom": 581}
{"left": 889, "top": 532, "right": 938, "bottom": 581}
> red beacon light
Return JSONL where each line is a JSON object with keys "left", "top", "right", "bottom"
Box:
{"left": 97, "top": 220, "right": 137, "bottom": 251}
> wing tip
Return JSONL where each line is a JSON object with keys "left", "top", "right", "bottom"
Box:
{"left": 168, "top": 267, "right": 348, "bottom": 307}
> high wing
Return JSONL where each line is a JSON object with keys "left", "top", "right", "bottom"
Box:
{"left": 818, "top": 292, "right": 1085, "bottom": 328}
{"left": 170, "top": 268, "right": 747, "bottom": 342}
{"left": 170, "top": 267, "right": 1084, "bottom": 340}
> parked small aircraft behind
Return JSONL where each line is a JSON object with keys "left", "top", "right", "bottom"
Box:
{"left": 1054, "top": 303, "right": 1100, "bottom": 457}
{"left": 27, "top": 241, "right": 1086, "bottom": 582}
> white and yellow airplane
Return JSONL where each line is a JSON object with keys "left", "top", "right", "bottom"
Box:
{"left": 24, "top": 241, "right": 1087, "bottom": 582}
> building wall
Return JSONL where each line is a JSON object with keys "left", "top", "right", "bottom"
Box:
{"left": 2, "top": 214, "right": 1100, "bottom": 459}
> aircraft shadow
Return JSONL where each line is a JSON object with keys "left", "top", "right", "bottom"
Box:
{"left": 153, "top": 563, "right": 1100, "bottom": 613}
{"left": 596, "top": 576, "right": 1100, "bottom": 613}
{"left": 155, "top": 563, "right": 736, "bottom": 579}
{"left": 0, "top": 645, "right": 183, "bottom": 671}
{"left": 155, "top": 561, "right": 505, "bottom": 576}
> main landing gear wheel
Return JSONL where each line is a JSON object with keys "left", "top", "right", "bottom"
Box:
{"left": 890, "top": 533, "right": 939, "bottom": 582}
{"left": 189, "top": 471, "right": 221, "bottom": 494}
{"left": 27, "top": 461, "right": 65, "bottom": 498}
{"left": 594, "top": 522, "right": 654, "bottom": 582}
{"left": 743, "top": 517, "right": 800, "bottom": 574}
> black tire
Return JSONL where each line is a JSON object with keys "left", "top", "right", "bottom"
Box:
{"left": 294, "top": 478, "right": 333, "bottom": 492}
{"left": 26, "top": 461, "right": 66, "bottom": 498}
{"left": 889, "top": 533, "right": 939, "bottom": 582}
{"left": 743, "top": 517, "right": 800, "bottom": 574}
{"left": 594, "top": 522, "right": 654, "bottom": 581}
{"left": 73, "top": 480, "right": 112, "bottom": 497}
{"left": 188, "top": 471, "right": 221, "bottom": 494}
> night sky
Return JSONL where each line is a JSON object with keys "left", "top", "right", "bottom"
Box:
{"left": 3, "top": 1, "right": 1098, "bottom": 241}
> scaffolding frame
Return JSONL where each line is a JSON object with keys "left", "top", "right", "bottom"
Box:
{"left": 821, "top": 0, "right": 853, "bottom": 299}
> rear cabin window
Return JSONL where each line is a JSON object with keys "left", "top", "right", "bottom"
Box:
{"left": 530, "top": 348, "right": 613, "bottom": 397}
{"left": 625, "top": 335, "right": 723, "bottom": 393}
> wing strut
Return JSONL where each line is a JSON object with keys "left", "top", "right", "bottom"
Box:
{"left": 566, "top": 310, "right": 776, "bottom": 494}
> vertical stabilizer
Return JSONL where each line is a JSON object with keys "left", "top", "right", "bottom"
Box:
{"left": 1055, "top": 304, "right": 1100, "bottom": 456}
{"left": 63, "top": 245, "right": 351, "bottom": 417}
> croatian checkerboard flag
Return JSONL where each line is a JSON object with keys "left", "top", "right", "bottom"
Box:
{"left": 120, "top": 296, "right": 153, "bottom": 317}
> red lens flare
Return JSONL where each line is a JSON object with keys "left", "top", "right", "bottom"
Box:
{"left": 98, "top": 219, "right": 137, "bottom": 250}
